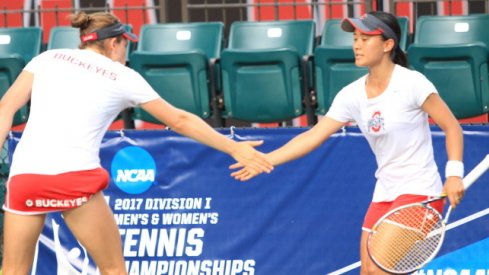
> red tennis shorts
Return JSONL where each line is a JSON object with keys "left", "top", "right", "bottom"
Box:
{"left": 362, "top": 194, "right": 445, "bottom": 231}
{"left": 3, "top": 167, "right": 109, "bottom": 215}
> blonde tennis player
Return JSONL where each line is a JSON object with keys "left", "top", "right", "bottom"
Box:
{"left": 0, "top": 12, "right": 272, "bottom": 275}
{"left": 231, "top": 11, "right": 464, "bottom": 275}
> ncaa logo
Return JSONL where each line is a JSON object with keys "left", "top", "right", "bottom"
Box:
{"left": 111, "top": 146, "right": 156, "bottom": 194}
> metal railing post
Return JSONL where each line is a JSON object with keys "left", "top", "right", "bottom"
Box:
{"left": 158, "top": 0, "right": 167, "bottom": 23}
{"left": 181, "top": 0, "right": 189, "bottom": 22}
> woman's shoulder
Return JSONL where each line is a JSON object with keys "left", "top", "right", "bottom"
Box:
{"left": 393, "top": 65, "right": 435, "bottom": 93}
{"left": 340, "top": 74, "right": 367, "bottom": 94}
{"left": 393, "top": 65, "right": 437, "bottom": 102}
{"left": 395, "top": 65, "right": 426, "bottom": 80}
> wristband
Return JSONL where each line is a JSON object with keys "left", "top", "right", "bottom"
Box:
{"left": 445, "top": 160, "right": 464, "bottom": 178}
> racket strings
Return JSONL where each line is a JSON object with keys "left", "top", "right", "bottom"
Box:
{"left": 368, "top": 205, "right": 444, "bottom": 273}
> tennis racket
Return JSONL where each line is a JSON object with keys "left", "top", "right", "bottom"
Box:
{"left": 367, "top": 154, "right": 489, "bottom": 274}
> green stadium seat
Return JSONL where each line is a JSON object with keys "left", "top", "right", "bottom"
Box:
{"left": 0, "top": 57, "right": 28, "bottom": 125}
{"left": 219, "top": 20, "right": 315, "bottom": 124}
{"left": 314, "top": 17, "right": 409, "bottom": 115}
{"left": 47, "top": 26, "right": 80, "bottom": 50}
{"left": 130, "top": 22, "right": 224, "bottom": 126}
{"left": 0, "top": 27, "right": 42, "bottom": 64}
{"left": 0, "top": 27, "right": 42, "bottom": 126}
{"left": 407, "top": 14, "right": 489, "bottom": 119}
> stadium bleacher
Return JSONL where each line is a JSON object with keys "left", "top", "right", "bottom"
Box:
{"left": 408, "top": 14, "right": 489, "bottom": 121}
{"left": 0, "top": 1, "right": 488, "bottom": 129}
{"left": 130, "top": 22, "right": 225, "bottom": 127}
{"left": 220, "top": 20, "right": 316, "bottom": 125}
{"left": 47, "top": 26, "right": 80, "bottom": 50}
{"left": 0, "top": 27, "right": 42, "bottom": 126}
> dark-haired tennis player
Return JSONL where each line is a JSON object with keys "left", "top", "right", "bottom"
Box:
{"left": 231, "top": 11, "right": 464, "bottom": 275}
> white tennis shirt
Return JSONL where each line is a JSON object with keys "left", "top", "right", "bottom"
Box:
{"left": 327, "top": 65, "right": 442, "bottom": 202}
{"left": 9, "top": 49, "right": 159, "bottom": 176}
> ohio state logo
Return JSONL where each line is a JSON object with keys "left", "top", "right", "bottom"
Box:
{"left": 367, "top": 111, "right": 385, "bottom": 133}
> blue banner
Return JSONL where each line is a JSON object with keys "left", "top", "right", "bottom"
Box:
{"left": 7, "top": 125, "right": 489, "bottom": 275}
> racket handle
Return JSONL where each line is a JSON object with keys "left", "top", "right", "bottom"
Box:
{"left": 463, "top": 154, "right": 489, "bottom": 190}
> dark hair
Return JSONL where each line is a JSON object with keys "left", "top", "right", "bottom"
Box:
{"left": 69, "top": 12, "right": 123, "bottom": 50}
{"left": 369, "top": 11, "right": 408, "bottom": 68}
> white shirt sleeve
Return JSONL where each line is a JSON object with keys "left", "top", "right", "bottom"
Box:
{"left": 23, "top": 51, "right": 48, "bottom": 74}
{"left": 411, "top": 70, "right": 438, "bottom": 107}
{"left": 325, "top": 81, "right": 361, "bottom": 123}
{"left": 116, "top": 67, "right": 160, "bottom": 107}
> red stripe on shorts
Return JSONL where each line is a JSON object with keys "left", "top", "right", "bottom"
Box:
{"left": 362, "top": 194, "right": 445, "bottom": 230}
{"left": 4, "top": 168, "right": 109, "bottom": 214}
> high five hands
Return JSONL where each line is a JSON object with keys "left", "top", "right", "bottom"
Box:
{"left": 229, "top": 147, "right": 272, "bottom": 181}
